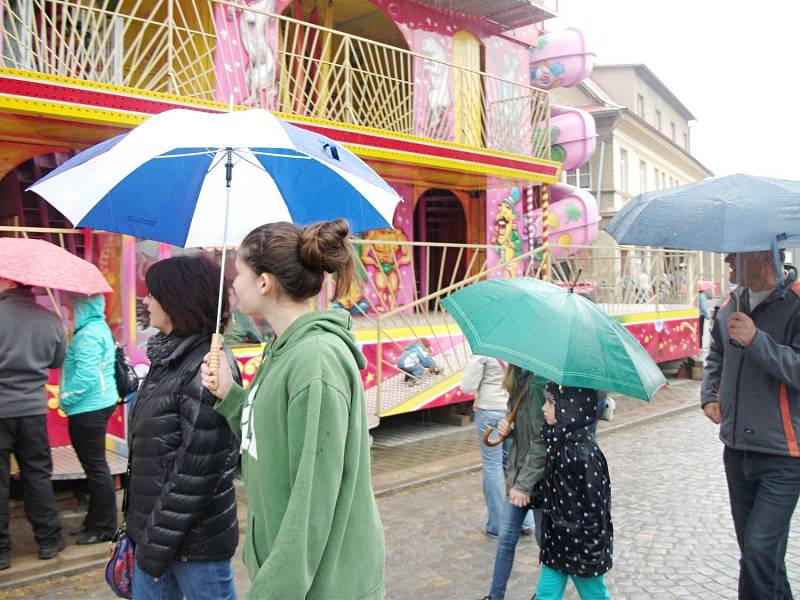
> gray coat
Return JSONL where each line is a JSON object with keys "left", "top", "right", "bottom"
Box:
{"left": 701, "top": 273, "right": 800, "bottom": 457}
{"left": 505, "top": 373, "right": 548, "bottom": 494}
{"left": 0, "top": 288, "right": 66, "bottom": 418}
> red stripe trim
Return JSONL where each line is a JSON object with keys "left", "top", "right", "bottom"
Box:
{"left": 0, "top": 75, "right": 559, "bottom": 179}
{"left": 285, "top": 122, "right": 560, "bottom": 177}
{"left": 779, "top": 383, "right": 800, "bottom": 457}
{"left": 0, "top": 75, "right": 219, "bottom": 115}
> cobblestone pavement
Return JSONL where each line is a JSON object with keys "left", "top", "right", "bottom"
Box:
{"left": 10, "top": 405, "right": 800, "bottom": 599}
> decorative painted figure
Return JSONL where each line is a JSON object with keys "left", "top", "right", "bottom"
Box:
{"left": 360, "top": 227, "right": 412, "bottom": 312}
{"left": 420, "top": 36, "right": 450, "bottom": 137}
{"left": 240, "top": 0, "right": 276, "bottom": 107}
{"left": 491, "top": 188, "right": 524, "bottom": 278}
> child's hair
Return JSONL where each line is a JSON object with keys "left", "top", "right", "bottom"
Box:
{"left": 239, "top": 219, "right": 357, "bottom": 302}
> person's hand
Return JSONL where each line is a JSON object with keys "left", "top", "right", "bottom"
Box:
{"left": 728, "top": 312, "right": 757, "bottom": 347}
{"left": 201, "top": 349, "right": 234, "bottom": 400}
{"left": 703, "top": 401, "right": 721, "bottom": 425}
{"left": 509, "top": 488, "right": 530, "bottom": 508}
{"left": 497, "top": 418, "right": 514, "bottom": 437}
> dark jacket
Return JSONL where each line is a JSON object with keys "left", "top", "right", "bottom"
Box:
{"left": 539, "top": 384, "right": 613, "bottom": 578}
{"left": 505, "top": 372, "right": 548, "bottom": 495}
{"left": 0, "top": 288, "right": 66, "bottom": 418}
{"left": 126, "top": 334, "right": 241, "bottom": 578}
{"left": 701, "top": 268, "right": 800, "bottom": 457}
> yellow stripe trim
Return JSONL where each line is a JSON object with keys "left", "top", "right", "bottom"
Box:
{"left": 0, "top": 67, "right": 231, "bottom": 110}
{"left": 350, "top": 144, "right": 561, "bottom": 184}
{"left": 615, "top": 309, "right": 699, "bottom": 324}
{"left": 353, "top": 324, "right": 462, "bottom": 345}
{"left": 380, "top": 371, "right": 464, "bottom": 417}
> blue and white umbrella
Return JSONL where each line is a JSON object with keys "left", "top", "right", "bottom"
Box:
{"left": 29, "top": 108, "right": 401, "bottom": 247}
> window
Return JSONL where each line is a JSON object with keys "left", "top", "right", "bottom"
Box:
{"left": 619, "top": 149, "right": 629, "bottom": 191}
{"left": 670, "top": 122, "right": 676, "bottom": 141}
{"left": 636, "top": 94, "right": 645, "bottom": 118}
{"left": 639, "top": 160, "right": 647, "bottom": 192}
{"left": 655, "top": 109, "right": 662, "bottom": 130}
{"left": 653, "top": 168, "right": 659, "bottom": 189}
{"left": 684, "top": 132, "right": 690, "bottom": 151}
{"left": 661, "top": 171, "right": 666, "bottom": 189}
{"left": 566, "top": 163, "right": 592, "bottom": 189}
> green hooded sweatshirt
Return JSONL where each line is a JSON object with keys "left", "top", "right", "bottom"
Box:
{"left": 215, "top": 310, "right": 385, "bottom": 600}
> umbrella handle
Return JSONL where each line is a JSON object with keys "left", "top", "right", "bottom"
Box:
{"left": 209, "top": 333, "right": 223, "bottom": 393}
{"left": 482, "top": 426, "right": 507, "bottom": 448}
{"left": 480, "top": 371, "right": 532, "bottom": 448}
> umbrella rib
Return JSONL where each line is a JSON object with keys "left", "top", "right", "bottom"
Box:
{"left": 154, "top": 149, "right": 218, "bottom": 159}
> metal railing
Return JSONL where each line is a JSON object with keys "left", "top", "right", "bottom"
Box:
{"left": 316, "top": 239, "right": 699, "bottom": 417}
{"left": 1, "top": 0, "right": 551, "bottom": 158}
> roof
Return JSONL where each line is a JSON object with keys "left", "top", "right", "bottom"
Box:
{"left": 410, "top": 0, "right": 558, "bottom": 31}
{"left": 592, "top": 64, "right": 696, "bottom": 120}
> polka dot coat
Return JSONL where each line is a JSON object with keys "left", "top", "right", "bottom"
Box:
{"left": 539, "top": 383, "right": 613, "bottom": 577}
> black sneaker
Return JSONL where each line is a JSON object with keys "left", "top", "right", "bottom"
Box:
{"left": 38, "top": 538, "right": 66, "bottom": 560}
{"left": 0, "top": 553, "right": 9, "bottom": 570}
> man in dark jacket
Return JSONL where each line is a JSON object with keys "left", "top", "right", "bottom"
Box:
{"left": 0, "top": 278, "right": 67, "bottom": 568}
{"left": 702, "top": 251, "right": 800, "bottom": 599}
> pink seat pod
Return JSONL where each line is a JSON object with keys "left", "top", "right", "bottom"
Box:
{"left": 531, "top": 183, "right": 600, "bottom": 259}
{"left": 530, "top": 27, "right": 594, "bottom": 90}
{"left": 550, "top": 104, "right": 597, "bottom": 171}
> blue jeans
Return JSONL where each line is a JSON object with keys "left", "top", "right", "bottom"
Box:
{"left": 724, "top": 446, "right": 800, "bottom": 600}
{"left": 488, "top": 502, "right": 543, "bottom": 599}
{"left": 475, "top": 409, "right": 533, "bottom": 536}
{"left": 535, "top": 565, "right": 611, "bottom": 600}
{"left": 133, "top": 558, "right": 236, "bottom": 600}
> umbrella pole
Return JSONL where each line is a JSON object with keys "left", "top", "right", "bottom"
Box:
{"left": 210, "top": 148, "right": 234, "bottom": 392}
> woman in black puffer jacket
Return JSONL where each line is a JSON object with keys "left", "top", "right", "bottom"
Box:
{"left": 127, "top": 256, "right": 240, "bottom": 600}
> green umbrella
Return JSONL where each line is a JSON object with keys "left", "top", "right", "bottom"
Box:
{"left": 441, "top": 278, "right": 667, "bottom": 401}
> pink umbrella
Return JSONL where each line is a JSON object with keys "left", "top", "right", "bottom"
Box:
{"left": 0, "top": 237, "right": 112, "bottom": 296}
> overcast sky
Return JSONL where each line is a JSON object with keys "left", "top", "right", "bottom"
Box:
{"left": 550, "top": 0, "right": 800, "bottom": 180}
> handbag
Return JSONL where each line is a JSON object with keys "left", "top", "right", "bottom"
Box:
{"left": 105, "top": 459, "right": 135, "bottom": 599}
{"left": 114, "top": 342, "right": 140, "bottom": 402}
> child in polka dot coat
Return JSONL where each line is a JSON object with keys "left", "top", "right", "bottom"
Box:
{"left": 533, "top": 382, "right": 613, "bottom": 600}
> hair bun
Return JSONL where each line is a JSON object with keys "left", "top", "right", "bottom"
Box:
{"left": 299, "top": 219, "right": 351, "bottom": 274}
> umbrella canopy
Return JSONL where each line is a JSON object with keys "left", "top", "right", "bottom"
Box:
{"left": 0, "top": 237, "right": 112, "bottom": 296}
{"left": 441, "top": 278, "right": 667, "bottom": 401}
{"left": 28, "top": 108, "right": 401, "bottom": 247}
{"left": 605, "top": 173, "right": 800, "bottom": 253}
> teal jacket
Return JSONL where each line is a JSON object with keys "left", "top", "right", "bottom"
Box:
{"left": 61, "top": 295, "right": 118, "bottom": 416}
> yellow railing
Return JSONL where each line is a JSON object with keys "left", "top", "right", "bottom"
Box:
{"left": 1, "top": 0, "right": 551, "bottom": 158}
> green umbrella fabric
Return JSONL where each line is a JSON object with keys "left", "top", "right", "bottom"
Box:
{"left": 441, "top": 278, "right": 667, "bottom": 401}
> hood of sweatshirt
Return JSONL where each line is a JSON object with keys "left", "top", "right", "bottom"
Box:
{"left": 270, "top": 309, "right": 366, "bottom": 370}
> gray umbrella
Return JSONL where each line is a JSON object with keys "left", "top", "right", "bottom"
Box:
{"left": 605, "top": 173, "right": 800, "bottom": 254}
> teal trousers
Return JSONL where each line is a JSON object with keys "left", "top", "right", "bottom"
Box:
{"left": 535, "top": 565, "right": 612, "bottom": 600}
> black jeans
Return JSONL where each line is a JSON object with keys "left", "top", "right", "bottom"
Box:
{"left": 0, "top": 415, "right": 63, "bottom": 554}
{"left": 68, "top": 405, "right": 118, "bottom": 536}
{"left": 724, "top": 446, "right": 800, "bottom": 600}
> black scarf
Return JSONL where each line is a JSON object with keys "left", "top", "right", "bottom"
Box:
{"left": 146, "top": 332, "right": 181, "bottom": 364}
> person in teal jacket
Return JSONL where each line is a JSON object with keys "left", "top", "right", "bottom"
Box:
{"left": 202, "top": 219, "right": 385, "bottom": 600}
{"left": 61, "top": 294, "right": 119, "bottom": 545}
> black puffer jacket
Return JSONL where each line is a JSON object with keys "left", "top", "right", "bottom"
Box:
{"left": 539, "top": 383, "right": 613, "bottom": 578}
{"left": 126, "top": 334, "right": 241, "bottom": 578}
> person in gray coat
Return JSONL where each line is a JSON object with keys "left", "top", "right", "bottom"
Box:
{"left": 701, "top": 250, "right": 800, "bottom": 600}
{"left": 0, "top": 278, "right": 67, "bottom": 569}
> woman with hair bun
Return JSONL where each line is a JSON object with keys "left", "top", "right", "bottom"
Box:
{"left": 202, "top": 219, "right": 385, "bottom": 600}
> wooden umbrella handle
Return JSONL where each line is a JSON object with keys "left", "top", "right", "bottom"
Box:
{"left": 208, "top": 333, "right": 224, "bottom": 393}
{"left": 481, "top": 372, "right": 533, "bottom": 448}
